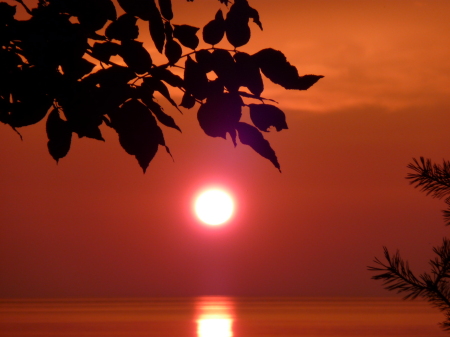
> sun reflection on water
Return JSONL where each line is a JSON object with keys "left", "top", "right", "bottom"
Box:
{"left": 196, "top": 297, "right": 234, "bottom": 337}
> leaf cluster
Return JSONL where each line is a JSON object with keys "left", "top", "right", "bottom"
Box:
{"left": 0, "top": 0, "right": 323, "bottom": 172}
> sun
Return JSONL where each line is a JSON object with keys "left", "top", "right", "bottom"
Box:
{"left": 194, "top": 189, "right": 235, "bottom": 226}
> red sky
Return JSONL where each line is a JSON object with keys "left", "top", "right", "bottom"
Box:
{"left": 1, "top": 0, "right": 450, "bottom": 298}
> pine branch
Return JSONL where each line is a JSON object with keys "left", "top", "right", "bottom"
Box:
{"left": 440, "top": 310, "right": 450, "bottom": 331}
{"left": 369, "top": 240, "right": 450, "bottom": 330}
{"left": 368, "top": 247, "right": 427, "bottom": 299}
{"left": 407, "top": 157, "right": 450, "bottom": 200}
{"left": 430, "top": 238, "right": 450, "bottom": 286}
{"left": 443, "top": 207, "right": 450, "bottom": 227}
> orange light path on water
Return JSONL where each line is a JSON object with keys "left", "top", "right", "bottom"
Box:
{"left": 195, "top": 297, "right": 234, "bottom": 337}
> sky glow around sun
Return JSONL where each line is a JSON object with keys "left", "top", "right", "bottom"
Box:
{"left": 194, "top": 189, "right": 234, "bottom": 226}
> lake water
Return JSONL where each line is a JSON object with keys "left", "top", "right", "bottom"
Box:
{"left": 0, "top": 297, "right": 448, "bottom": 337}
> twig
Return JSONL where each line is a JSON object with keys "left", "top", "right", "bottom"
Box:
{"left": 15, "top": 0, "right": 32, "bottom": 15}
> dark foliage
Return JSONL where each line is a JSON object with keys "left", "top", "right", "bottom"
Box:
{"left": 369, "top": 157, "right": 450, "bottom": 332}
{"left": 203, "top": 9, "right": 225, "bottom": 46}
{"left": 369, "top": 239, "right": 450, "bottom": 331}
{"left": 236, "top": 122, "right": 280, "bottom": 171}
{"left": 407, "top": 157, "right": 450, "bottom": 225}
{"left": 253, "top": 48, "right": 323, "bottom": 90}
{"left": 0, "top": 0, "right": 323, "bottom": 172}
{"left": 249, "top": 104, "right": 287, "bottom": 132}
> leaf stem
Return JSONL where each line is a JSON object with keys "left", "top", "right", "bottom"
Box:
{"left": 14, "top": 0, "right": 32, "bottom": 15}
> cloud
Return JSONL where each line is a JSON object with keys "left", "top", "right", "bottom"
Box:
{"left": 256, "top": 1, "right": 450, "bottom": 114}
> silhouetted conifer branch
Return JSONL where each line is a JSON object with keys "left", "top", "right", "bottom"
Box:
{"left": 369, "top": 247, "right": 426, "bottom": 299}
{"left": 407, "top": 157, "right": 450, "bottom": 226}
{"left": 369, "top": 238, "right": 450, "bottom": 331}
{"left": 407, "top": 157, "right": 450, "bottom": 199}
{"left": 443, "top": 208, "right": 450, "bottom": 227}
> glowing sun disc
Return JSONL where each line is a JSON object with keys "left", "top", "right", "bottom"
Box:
{"left": 195, "top": 189, "right": 234, "bottom": 226}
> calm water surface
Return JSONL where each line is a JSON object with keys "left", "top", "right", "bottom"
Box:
{"left": 0, "top": 297, "right": 447, "bottom": 337}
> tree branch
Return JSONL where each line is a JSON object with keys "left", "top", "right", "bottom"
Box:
{"left": 15, "top": 0, "right": 32, "bottom": 15}
{"left": 407, "top": 157, "right": 450, "bottom": 199}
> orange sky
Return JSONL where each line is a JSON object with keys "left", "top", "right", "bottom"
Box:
{"left": 1, "top": 0, "right": 450, "bottom": 298}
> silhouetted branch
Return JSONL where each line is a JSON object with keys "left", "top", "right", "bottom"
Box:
{"left": 407, "top": 157, "right": 450, "bottom": 199}
{"left": 368, "top": 247, "right": 426, "bottom": 299}
{"left": 369, "top": 239, "right": 450, "bottom": 330}
{"left": 15, "top": 0, "right": 32, "bottom": 15}
{"left": 0, "top": 0, "right": 323, "bottom": 171}
{"left": 407, "top": 157, "right": 450, "bottom": 226}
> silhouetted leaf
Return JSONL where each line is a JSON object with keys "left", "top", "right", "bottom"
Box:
{"left": 236, "top": 122, "right": 280, "bottom": 170}
{"left": 7, "top": 67, "right": 53, "bottom": 127}
{"left": 218, "top": 0, "right": 230, "bottom": 5}
{"left": 87, "top": 32, "right": 107, "bottom": 41}
{"left": 0, "top": 25, "right": 9, "bottom": 47}
{"left": 105, "top": 14, "right": 139, "bottom": 41}
{"left": 0, "top": 97, "right": 10, "bottom": 124}
{"left": 247, "top": 5, "right": 262, "bottom": 30}
{"left": 0, "top": 2, "right": 16, "bottom": 25}
{"left": 77, "top": 123, "right": 105, "bottom": 140}
{"left": 91, "top": 41, "right": 121, "bottom": 63}
{"left": 225, "top": 17, "right": 250, "bottom": 48}
{"left": 8, "top": 97, "right": 53, "bottom": 128}
{"left": 103, "top": 0, "right": 117, "bottom": 21}
{"left": 234, "top": 52, "right": 263, "bottom": 96}
{"left": 253, "top": 48, "right": 323, "bottom": 90}
{"left": 238, "top": 91, "right": 277, "bottom": 103}
{"left": 248, "top": 104, "right": 287, "bottom": 132}
{"left": 143, "top": 77, "right": 179, "bottom": 110}
{"left": 197, "top": 92, "right": 242, "bottom": 139}
{"left": 54, "top": 0, "right": 116, "bottom": 32}
{"left": 228, "top": 127, "right": 237, "bottom": 146}
{"left": 109, "top": 99, "right": 161, "bottom": 172}
{"left": 173, "top": 24, "right": 199, "bottom": 50}
{"left": 202, "top": 10, "right": 225, "bottom": 45}
{"left": 76, "top": 0, "right": 116, "bottom": 32}
{"left": 120, "top": 40, "right": 152, "bottom": 74}
{"left": 0, "top": 48, "right": 22, "bottom": 82}
{"left": 46, "top": 108, "right": 72, "bottom": 162}
{"left": 205, "top": 78, "right": 225, "bottom": 98}
{"left": 224, "top": 0, "right": 262, "bottom": 48}
{"left": 158, "top": 0, "right": 173, "bottom": 21}
{"left": 94, "top": 83, "right": 134, "bottom": 117}
{"left": 211, "top": 49, "right": 238, "bottom": 92}
{"left": 164, "top": 39, "right": 182, "bottom": 65}
{"left": 195, "top": 49, "right": 214, "bottom": 73}
{"left": 61, "top": 58, "right": 95, "bottom": 80}
{"left": 164, "top": 21, "right": 174, "bottom": 39}
{"left": 151, "top": 67, "right": 184, "bottom": 88}
{"left": 16, "top": 13, "right": 88, "bottom": 67}
{"left": 141, "top": 95, "right": 181, "bottom": 132}
{"left": 54, "top": 80, "right": 105, "bottom": 140}
{"left": 84, "top": 65, "right": 136, "bottom": 88}
{"left": 148, "top": 9, "right": 165, "bottom": 53}
{"left": 57, "top": 23, "right": 89, "bottom": 61}
{"left": 180, "top": 91, "right": 196, "bottom": 109}
{"left": 184, "top": 55, "right": 208, "bottom": 100}
{"left": 225, "top": 0, "right": 251, "bottom": 48}
{"left": 232, "top": 0, "right": 262, "bottom": 29}
{"left": 117, "top": 0, "right": 154, "bottom": 20}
